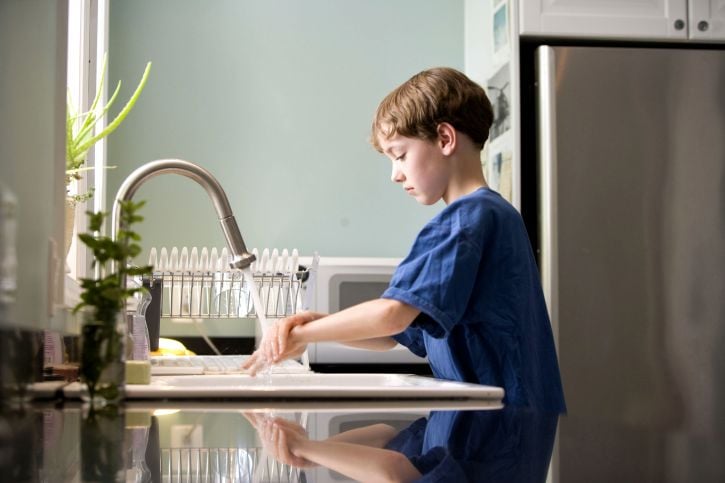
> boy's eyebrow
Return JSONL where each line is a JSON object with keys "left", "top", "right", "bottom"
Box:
{"left": 382, "top": 141, "right": 403, "bottom": 156}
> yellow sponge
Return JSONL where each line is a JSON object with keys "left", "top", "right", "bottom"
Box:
{"left": 149, "top": 337, "right": 196, "bottom": 357}
{"left": 126, "top": 360, "right": 152, "bottom": 384}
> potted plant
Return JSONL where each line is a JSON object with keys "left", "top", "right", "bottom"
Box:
{"left": 65, "top": 55, "right": 151, "bottom": 256}
{"left": 73, "top": 200, "right": 152, "bottom": 406}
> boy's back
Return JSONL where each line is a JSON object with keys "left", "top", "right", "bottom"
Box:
{"left": 384, "top": 187, "right": 566, "bottom": 411}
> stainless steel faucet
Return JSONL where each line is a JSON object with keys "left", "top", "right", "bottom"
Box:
{"left": 111, "top": 159, "right": 256, "bottom": 269}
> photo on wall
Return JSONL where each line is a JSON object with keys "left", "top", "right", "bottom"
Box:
{"left": 487, "top": 64, "right": 511, "bottom": 141}
{"left": 481, "top": 107, "right": 512, "bottom": 203}
{"left": 487, "top": 146, "right": 513, "bottom": 202}
{"left": 492, "top": 0, "right": 510, "bottom": 66}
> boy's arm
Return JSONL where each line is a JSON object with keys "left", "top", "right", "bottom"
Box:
{"left": 258, "top": 418, "right": 421, "bottom": 481}
{"left": 289, "top": 298, "right": 419, "bottom": 349}
{"left": 243, "top": 299, "right": 419, "bottom": 375}
{"left": 340, "top": 336, "right": 398, "bottom": 351}
{"left": 325, "top": 423, "right": 400, "bottom": 448}
{"left": 293, "top": 439, "right": 421, "bottom": 483}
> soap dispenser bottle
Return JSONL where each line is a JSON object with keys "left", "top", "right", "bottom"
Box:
{"left": 126, "top": 288, "right": 153, "bottom": 384}
{"left": 130, "top": 291, "right": 152, "bottom": 361}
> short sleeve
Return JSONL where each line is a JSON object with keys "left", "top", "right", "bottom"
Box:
{"left": 384, "top": 417, "right": 428, "bottom": 457}
{"left": 391, "top": 323, "right": 428, "bottom": 358}
{"left": 383, "top": 221, "right": 483, "bottom": 334}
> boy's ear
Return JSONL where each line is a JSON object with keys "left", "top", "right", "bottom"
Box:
{"left": 436, "top": 122, "right": 456, "bottom": 155}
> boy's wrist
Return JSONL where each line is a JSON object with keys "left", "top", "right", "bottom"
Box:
{"left": 290, "top": 325, "right": 307, "bottom": 344}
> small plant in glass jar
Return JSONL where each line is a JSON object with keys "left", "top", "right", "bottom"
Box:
{"left": 73, "top": 200, "right": 152, "bottom": 406}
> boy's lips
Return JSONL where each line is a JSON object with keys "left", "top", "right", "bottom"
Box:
{"left": 404, "top": 186, "right": 414, "bottom": 193}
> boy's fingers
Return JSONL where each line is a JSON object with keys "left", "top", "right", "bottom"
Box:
{"left": 245, "top": 358, "right": 259, "bottom": 377}
{"left": 243, "top": 351, "right": 269, "bottom": 377}
{"left": 249, "top": 357, "right": 268, "bottom": 377}
{"left": 276, "top": 428, "right": 296, "bottom": 465}
{"left": 273, "top": 324, "right": 281, "bottom": 360}
{"left": 241, "top": 352, "right": 256, "bottom": 370}
{"left": 264, "top": 337, "right": 275, "bottom": 364}
{"left": 277, "top": 319, "right": 294, "bottom": 357}
{"left": 276, "top": 331, "right": 285, "bottom": 361}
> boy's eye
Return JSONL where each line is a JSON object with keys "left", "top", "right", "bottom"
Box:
{"left": 395, "top": 153, "right": 406, "bottom": 161}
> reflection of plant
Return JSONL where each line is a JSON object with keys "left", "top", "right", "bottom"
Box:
{"left": 81, "top": 404, "right": 125, "bottom": 481}
{"left": 74, "top": 200, "right": 152, "bottom": 403}
{"left": 66, "top": 55, "right": 151, "bottom": 203}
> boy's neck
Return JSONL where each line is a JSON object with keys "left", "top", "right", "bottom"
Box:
{"left": 442, "top": 152, "right": 488, "bottom": 205}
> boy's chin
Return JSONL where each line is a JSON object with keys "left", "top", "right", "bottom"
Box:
{"left": 415, "top": 195, "right": 440, "bottom": 206}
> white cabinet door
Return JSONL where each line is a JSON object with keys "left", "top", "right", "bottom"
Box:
{"left": 520, "top": 0, "right": 688, "bottom": 40}
{"left": 689, "top": 0, "right": 725, "bottom": 40}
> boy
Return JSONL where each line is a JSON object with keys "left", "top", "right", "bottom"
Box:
{"left": 244, "top": 67, "right": 566, "bottom": 411}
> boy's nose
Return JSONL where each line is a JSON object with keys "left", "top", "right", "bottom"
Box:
{"left": 391, "top": 164, "right": 404, "bottom": 183}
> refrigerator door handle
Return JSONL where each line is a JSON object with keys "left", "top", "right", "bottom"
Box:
{"left": 535, "top": 46, "right": 559, "bottom": 353}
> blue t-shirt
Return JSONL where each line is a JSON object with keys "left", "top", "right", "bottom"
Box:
{"left": 383, "top": 188, "right": 566, "bottom": 411}
{"left": 385, "top": 409, "right": 559, "bottom": 482}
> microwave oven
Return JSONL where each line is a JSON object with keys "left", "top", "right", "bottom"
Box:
{"left": 301, "top": 257, "right": 428, "bottom": 366}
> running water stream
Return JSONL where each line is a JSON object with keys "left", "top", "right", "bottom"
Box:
{"left": 242, "top": 268, "right": 273, "bottom": 381}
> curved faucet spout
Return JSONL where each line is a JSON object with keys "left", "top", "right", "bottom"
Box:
{"left": 112, "top": 159, "right": 256, "bottom": 269}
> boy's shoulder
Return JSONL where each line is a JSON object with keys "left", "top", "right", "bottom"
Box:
{"left": 426, "top": 188, "right": 524, "bottom": 247}
{"left": 444, "top": 188, "right": 519, "bottom": 225}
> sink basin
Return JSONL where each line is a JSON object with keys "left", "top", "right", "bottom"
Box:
{"left": 156, "top": 373, "right": 419, "bottom": 387}
{"left": 122, "top": 373, "right": 504, "bottom": 400}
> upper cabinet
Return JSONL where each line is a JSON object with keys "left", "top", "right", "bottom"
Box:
{"left": 520, "top": 0, "right": 725, "bottom": 42}
{"left": 689, "top": 0, "right": 725, "bottom": 40}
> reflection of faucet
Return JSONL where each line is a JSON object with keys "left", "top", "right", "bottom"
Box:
{"left": 111, "top": 159, "right": 256, "bottom": 269}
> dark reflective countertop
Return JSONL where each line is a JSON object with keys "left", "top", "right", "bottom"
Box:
{"left": 2, "top": 398, "right": 725, "bottom": 482}
{"left": 0, "top": 400, "right": 556, "bottom": 483}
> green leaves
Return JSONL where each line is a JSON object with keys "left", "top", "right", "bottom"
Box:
{"left": 66, "top": 54, "right": 152, "bottom": 201}
{"left": 88, "top": 210, "right": 105, "bottom": 232}
{"left": 76, "top": 200, "right": 151, "bottom": 406}
{"left": 73, "top": 199, "right": 153, "bottom": 321}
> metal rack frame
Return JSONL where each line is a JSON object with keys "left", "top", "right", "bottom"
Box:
{"left": 148, "top": 268, "right": 312, "bottom": 319}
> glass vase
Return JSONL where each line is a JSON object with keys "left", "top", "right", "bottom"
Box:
{"left": 80, "top": 310, "right": 126, "bottom": 407}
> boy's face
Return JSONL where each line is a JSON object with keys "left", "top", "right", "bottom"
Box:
{"left": 378, "top": 133, "right": 451, "bottom": 206}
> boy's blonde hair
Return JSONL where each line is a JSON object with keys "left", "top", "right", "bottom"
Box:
{"left": 371, "top": 67, "right": 493, "bottom": 152}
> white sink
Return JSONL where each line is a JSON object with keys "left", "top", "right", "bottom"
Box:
{"left": 123, "top": 373, "right": 504, "bottom": 400}
{"left": 155, "top": 373, "right": 419, "bottom": 387}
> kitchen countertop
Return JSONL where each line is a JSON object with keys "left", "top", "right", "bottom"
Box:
{"left": 2, "top": 397, "right": 724, "bottom": 481}
{"left": 2, "top": 399, "right": 552, "bottom": 482}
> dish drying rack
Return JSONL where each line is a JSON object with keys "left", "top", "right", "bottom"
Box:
{"left": 160, "top": 412, "right": 307, "bottom": 482}
{"left": 144, "top": 247, "right": 318, "bottom": 319}
{"left": 161, "top": 446, "right": 303, "bottom": 482}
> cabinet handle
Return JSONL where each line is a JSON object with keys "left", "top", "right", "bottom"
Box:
{"left": 674, "top": 19, "right": 686, "bottom": 30}
{"left": 698, "top": 21, "right": 709, "bottom": 32}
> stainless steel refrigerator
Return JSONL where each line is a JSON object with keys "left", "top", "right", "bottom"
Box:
{"left": 520, "top": 44, "right": 725, "bottom": 481}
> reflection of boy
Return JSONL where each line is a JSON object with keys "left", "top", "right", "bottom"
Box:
{"left": 245, "top": 412, "right": 422, "bottom": 482}
{"left": 250, "top": 409, "right": 558, "bottom": 483}
{"left": 385, "top": 409, "right": 559, "bottom": 482}
{"left": 245, "top": 67, "right": 565, "bottom": 411}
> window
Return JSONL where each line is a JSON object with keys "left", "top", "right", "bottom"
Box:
{"left": 66, "top": 0, "right": 108, "bottom": 283}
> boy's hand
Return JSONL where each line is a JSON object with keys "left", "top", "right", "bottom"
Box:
{"left": 262, "top": 417, "right": 314, "bottom": 468}
{"left": 242, "top": 311, "right": 323, "bottom": 376}
{"left": 241, "top": 348, "right": 271, "bottom": 377}
{"left": 242, "top": 413, "right": 314, "bottom": 468}
{"left": 271, "top": 311, "right": 324, "bottom": 357}
{"left": 265, "top": 312, "right": 322, "bottom": 362}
